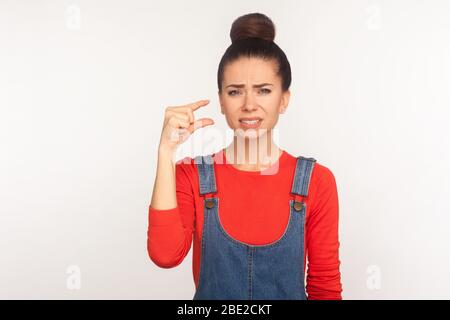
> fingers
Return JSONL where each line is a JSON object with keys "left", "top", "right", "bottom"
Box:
{"left": 163, "top": 100, "right": 214, "bottom": 148}
{"left": 168, "top": 116, "right": 190, "bottom": 129}
{"left": 170, "top": 127, "right": 190, "bottom": 144}
{"left": 188, "top": 118, "right": 215, "bottom": 133}
{"left": 167, "top": 99, "right": 209, "bottom": 124}
{"left": 166, "top": 110, "right": 189, "bottom": 121}
{"left": 185, "top": 108, "right": 194, "bottom": 124}
{"left": 166, "top": 107, "right": 194, "bottom": 124}
{"left": 167, "top": 127, "right": 189, "bottom": 144}
{"left": 166, "top": 111, "right": 190, "bottom": 127}
{"left": 184, "top": 99, "right": 210, "bottom": 112}
{"left": 177, "top": 128, "right": 190, "bottom": 143}
{"left": 172, "top": 112, "right": 190, "bottom": 125}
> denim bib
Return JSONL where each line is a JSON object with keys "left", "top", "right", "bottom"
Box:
{"left": 193, "top": 153, "right": 316, "bottom": 300}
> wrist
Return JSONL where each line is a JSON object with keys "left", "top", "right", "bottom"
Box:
{"left": 158, "top": 145, "right": 175, "bottom": 162}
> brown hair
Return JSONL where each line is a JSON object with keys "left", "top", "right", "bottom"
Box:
{"left": 217, "top": 13, "right": 292, "bottom": 94}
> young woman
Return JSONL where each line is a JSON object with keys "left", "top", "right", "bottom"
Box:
{"left": 148, "top": 12, "right": 342, "bottom": 300}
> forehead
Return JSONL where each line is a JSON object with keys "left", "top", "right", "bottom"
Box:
{"left": 223, "top": 57, "right": 279, "bottom": 84}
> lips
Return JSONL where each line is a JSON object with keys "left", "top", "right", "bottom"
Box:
{"left": 239, "top": 117, "right": 262, "bottom": 121}
{"left": 239, "top": 118, "right": 262, "bottom": 129}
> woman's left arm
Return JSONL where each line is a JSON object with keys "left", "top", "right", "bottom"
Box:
{"left": 305, "top": 165, "right": 343, "bottom": 300}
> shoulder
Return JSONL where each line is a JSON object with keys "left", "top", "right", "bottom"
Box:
{"left": 175, "top": 155, "right": 195, "bottom": 166}
{"left": 286, "top": 151, "right": 336, "bottom": 184}
{"left": 287, "top": 152, "right": 337, "bottom": 198}
{"left": 311, "top": 161, "right": 336, "bottom": 186}
{"left": 308, "top": 160, "right": 338, "bottom": 211}
{"left": 174, "top": 156, "right": 199, "bottom": 186}
{"left": 175, "top": 151, "right": 223, "bottom": 168}
{"left": 174, "top": 153, "right": 219, "bottom": 193}
{"left": 175, "top": 153, "right": 214, "bottom": 168}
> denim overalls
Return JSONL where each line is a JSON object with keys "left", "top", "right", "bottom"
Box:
{"left": 192, "top": 153, "right": 317, "bottom": 300}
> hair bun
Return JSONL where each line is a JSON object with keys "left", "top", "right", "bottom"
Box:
{"left": 230, "top": 13, "right": 276, "bottom": 43}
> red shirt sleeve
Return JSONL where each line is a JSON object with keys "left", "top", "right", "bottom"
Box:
{"left": 147, "top": 158, "right": 195, "bottom": 268}
{"left": 305, "top": 164, "right": 343, "bottom": 300}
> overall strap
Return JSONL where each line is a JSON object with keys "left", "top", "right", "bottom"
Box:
{"left": 194, "top": 154, "right": 217, "bottom": 196}
{"left": 291, "top": 156, "right": 317, "bottom": 211}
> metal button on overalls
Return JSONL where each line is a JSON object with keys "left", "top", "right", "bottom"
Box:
{"left": 205, "top": 199, "right": 215, "bottom": 209}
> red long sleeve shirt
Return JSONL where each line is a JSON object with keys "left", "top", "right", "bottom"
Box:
{"left": 147, "top": 149, "right": 343, "bottom": 300}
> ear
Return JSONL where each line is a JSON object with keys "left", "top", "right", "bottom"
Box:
{"left": 279, "top": 90, "right": 291, "bottom": 114}
{"left": 218, "top": 90, "right": 225, "bottom": 114}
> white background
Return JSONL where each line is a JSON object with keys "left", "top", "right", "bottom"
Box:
{"left": 1, "top": 0, "right": 449, "bottom": 299}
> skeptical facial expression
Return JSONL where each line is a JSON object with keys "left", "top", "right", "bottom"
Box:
{"left": 219, "top": 57, "right": 290, "bottom": 139}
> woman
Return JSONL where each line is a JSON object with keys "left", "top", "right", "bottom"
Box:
{"left": 148, "top": 12, "right": 342, "bottom": 300}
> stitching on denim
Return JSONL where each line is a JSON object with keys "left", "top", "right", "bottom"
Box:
{"left": 206, "top": 155, "right": 217, "bottom": 193}
{"left": 302, "top": 161, "right": 315, "bottom": 196}
{"left": 247, "top": 247, "right": 253, "bottom": 300}
{"left": 196, "top": 155, "right": 217, "bottom": 195}
{"left": 195, "top": 198, "right": 210, "bottom": 294}
{"left": 299, "top": 202, "right": 307, "bottom": 298}
{"left": 292, "top": 157, "right": 316, "bottom": 197}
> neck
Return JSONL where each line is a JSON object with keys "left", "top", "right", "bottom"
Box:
{"left": 224, "top": 130, "right": 282, "bottom": 171}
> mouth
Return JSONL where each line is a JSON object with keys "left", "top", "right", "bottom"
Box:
{"left": 239, "top": 118, "right": 262, "bottom": 129}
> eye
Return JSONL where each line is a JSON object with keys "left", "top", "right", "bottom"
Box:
{"left": 260, "top": 88, "right": 271, "bottom": 94}
{"left": 228, "top": 90, "right": 240, "bottom": 96}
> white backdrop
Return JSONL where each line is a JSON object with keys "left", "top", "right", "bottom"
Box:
{"left": 1, "top": 0, "right": 449, "bottom": 299}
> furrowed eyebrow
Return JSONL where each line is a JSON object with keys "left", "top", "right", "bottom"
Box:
{"left": 225, "top": 83, "right": 273, "bottom": 89}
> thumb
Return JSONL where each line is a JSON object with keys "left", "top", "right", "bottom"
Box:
{"left": 189, "top": 118, "right": 215, "bottom": 132}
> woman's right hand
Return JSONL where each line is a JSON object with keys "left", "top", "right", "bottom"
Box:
{"left": 158, "top": 99, "right": 215, "bottom": 153}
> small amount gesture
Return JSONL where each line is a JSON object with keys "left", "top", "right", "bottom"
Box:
{"left": 159, "top": 99, "right": 215, "bottom": 153}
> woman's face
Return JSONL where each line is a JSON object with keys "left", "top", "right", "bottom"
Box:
{"left": 219, "top": 56, "right": 290, "bottom": 139}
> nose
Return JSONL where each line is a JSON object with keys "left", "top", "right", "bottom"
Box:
{"left": 242, "top": 91, "right": 258, "bottom": 112}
